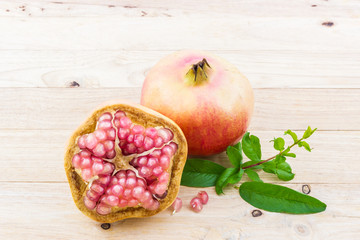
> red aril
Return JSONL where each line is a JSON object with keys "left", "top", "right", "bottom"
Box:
{"left": 190, "top": 197, "right": 203, "bottom": 213}
{"left": 170, "top": 197, "right": 182, "bottom": 215}
{"left": 197, "top": 191, "right": 209, "bottom": 205}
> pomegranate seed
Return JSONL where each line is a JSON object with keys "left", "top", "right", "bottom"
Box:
{"left": 123, "top": 189, "right": 132, "bottom": 199}
{"left": 94, "top": 129, "right": 107, "bottom": 141}
{"left": 144, "top": 137, "right": 155, "bottom": 150}
{"left": 159, "top": 155, "right": 170, "bottom": 169}
{"left": 132, "top": 125, "right": 145, "bottom": 134}
{"left": 98, "top": 112, "right": 112, "bottom": 121}
{"left": 87, "top": 190, "right": 99, "bottom": 201}
{"left": 77, "top": 135, "right": 86, "bottom": 149}
{"left": 84, "top": 196, "right": 96, "bottom": 210}
{"left": 145, "top": 128, "right": 157, "bottom": 138}
{"left": 154, "top": 137, "right": 164, "bottom": 148}
{"left": 139, "top": 166, "right": 151, "bottom": 178}
{"left": 102, "top": 162, "right": 114, "bottom": 175}
{"left": 111, "top": 185, "right": 123, "bottom": 196}
{"left": 162, "top": 146, "right": 173, "bottom": 156}
{"left": 81, "top": 169, "right": 92, "bottom": 181}
{"left": 197, "top": 191, "right": 209, "bottom": 205}
{"left": 171, "top": 197, "right": 182, "bottom": 215}
{"left": 96, "top": 203, "right": 112, "bottom": 215}
{"left": 118, "top": 199, "right": 128, "bottom": 208}
{"left": 134, "top": 134, "right": 144, "bottom": 147}
{"left": 158, "top": 172, "right": 170, "bottom": 183}
{"left": 154, "top": 190, "right": 168, "bottom": 199}
{"left": 128, "top": 199, "right": 139, "bottom": 207}
{"left": 98, "top": 120, "right": 112, "bottom": 129}
{"left": 103, "top": 140, "right": 114, "bottom": 151}
{"left": 106, "top": 128, "right": 116, "bottom": 140}
{"left": 150, "top": 149, "right": 162, "bottom": 158}
{"left": 126, "top": 177, "right": 137, "bottom": 188}
{"left": 72, "top": 154, "right": 81, "bottom": 168}
{"left": 119, "top": 117, "right": 132, "bottom": 128}
{"left": 147, "top": 157, "right": 158, "bottom": 168}
{"left": 114, "top": 110, "right": 126, "bottom": 119}
{"left": 116, "top": 170, "right": 126, "bottom": 179}
{"left": 190, "top": 197, "right": 203, "bottom": 213}
{"left": 98, "top": 174, "right": 111, "bottom": 185}
{"left": 91, "top": 183, "right": 105, "bottom": 195}
{"left": 146, "top": 200, "right": 160, "bottom": 211}
{"left": 138, "top": 156, "right": 148, "bottom": 166}
{"left": 126, "top": 170, "right": 136, "bottom": 177}
{"left": 104, "top": 195, "right": 119, "bottom": 207}
{"left": 132, "top": 186, "right": 145, "bottom": 199}
{"left": 80, "top": 157, "right": 91, "bottom": 168}
{"left": 118, "top": 128, "right": 130, "bottom": 140}
{"left": 154, "top": 182, "right": 167, "bottom": 195}
{"left": 152, "top": 166, "right": 163, "bottom": 177}
{"left": 92, "top": 162, "right": 104, "bottom": 175}
{"left": 85, "top": 133, "right": 98, "bottom": 149}
{"left": 106, "top": 150, "right": 116, "bottom": 159}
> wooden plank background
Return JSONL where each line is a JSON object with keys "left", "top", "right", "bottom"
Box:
{"left": 0, "top": 0, "right": 359, "bottom": 239}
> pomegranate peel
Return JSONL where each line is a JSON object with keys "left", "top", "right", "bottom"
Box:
{"left": 141, "top": 50, "right": 254, "bottom": 156}
{"left": 65, "top": 101, "right": 187, "bottom": 223}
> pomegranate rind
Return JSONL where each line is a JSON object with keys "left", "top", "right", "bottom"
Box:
{"left": 64, "top": 101, "right": 187, "bottom": 223}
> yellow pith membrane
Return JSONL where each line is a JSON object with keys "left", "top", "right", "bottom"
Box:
{"left": 64, "top": 102, "right": 187, "bottom": 223}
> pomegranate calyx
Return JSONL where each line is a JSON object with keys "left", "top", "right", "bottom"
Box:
{"left": 185, "top": 58, "right": 212, "bottom": 86}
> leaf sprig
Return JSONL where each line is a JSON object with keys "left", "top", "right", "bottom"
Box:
{"left": 180, "top": 126, "right": 326, "bottom": 214}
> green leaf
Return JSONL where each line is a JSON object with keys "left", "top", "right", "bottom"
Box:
{"left": 282, "top": 147, "right": 290, "bottom": 154}
{"left": 227, "top": 168, "right": 245, "bottom": 184}
{"left": 181, "top": 158, "right": 226, "bottom": 187}
{"left": 276, "top": 162, "right": 295, "bottom": 181}
{"left": 271, "top": 137, "right": 285, "bottom": 151}
{"left": 226, "top": 144, "right": 243, "bottom": 168}
{"left": 244, "top": 169, "right": 263, "bottom": 182}
{"left": 215, "top": 168, "right": 237, "bottom": 195}
{"left": 274, "top": 155, "right": 286, "bottom": 164}
{"left": 241, "top": 161, "right": 263, "bottom": 170}
{"left": 284, "top": 130, "right": 298, "bottom": 143}
{"left": 303, "top": 126, "right": 317, "bottom": 139}
{"left": 242, "top": 132, "right": 262, "bottom": 162}
{"left": 282, "top": 152, "right": 296, "bottom": 158}
{"left": 233, "top": 142, "right": 242, "bottom": 151}
{"left": 239, "top": 182, "right": 327, "bottom": 214}
{"left": 298, "top": 141, "right": 312, "bottom": 152}
{"left": 263, "top": 160, "right": 276, "bottom": 174}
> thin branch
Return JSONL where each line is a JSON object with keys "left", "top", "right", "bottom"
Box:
{"left": 242, "top": 138, "right": 303, "bottom": 170}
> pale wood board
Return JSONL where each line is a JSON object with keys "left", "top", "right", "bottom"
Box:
{"left": 0, "top": 50, "right": 359, "bottom": 88}
{"left": 0, "top": 0, "right": 359, "bottom": 239}
{"left": 1, "top": 183, "right": 359, "bottom": 240}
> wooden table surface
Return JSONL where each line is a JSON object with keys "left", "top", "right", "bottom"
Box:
{"left": 1, "top": 1, "right": 359, "bottom": 239}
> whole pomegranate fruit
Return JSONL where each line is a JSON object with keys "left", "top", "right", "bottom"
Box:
{"left": 141, "top": 50, "right": 254, "bottom": 156}
{"left": 65, "top": 101, "right": 187, "bottom": 223}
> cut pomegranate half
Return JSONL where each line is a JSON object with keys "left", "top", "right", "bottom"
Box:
{"left": 65, "top": 102, "right": 187, "bottom": 223}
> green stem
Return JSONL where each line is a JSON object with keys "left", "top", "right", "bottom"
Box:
{"left": 242, "top": 138, "right": 304, "bottom": 170}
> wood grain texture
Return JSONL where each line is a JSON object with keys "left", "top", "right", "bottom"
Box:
{"left": 0, "top": 50, "right": 359, "bottom": 88}
{"left": 0, "top": 183, "right": 359, "bottom": 240}
{"left": 0, "top": 0, "right": 359, "bottom": 18}
{"left": 0, "top": 88, "right": 358, "bottom": 131}
{"left": 0, "top": 9, "right": 359, "bottom": 51}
